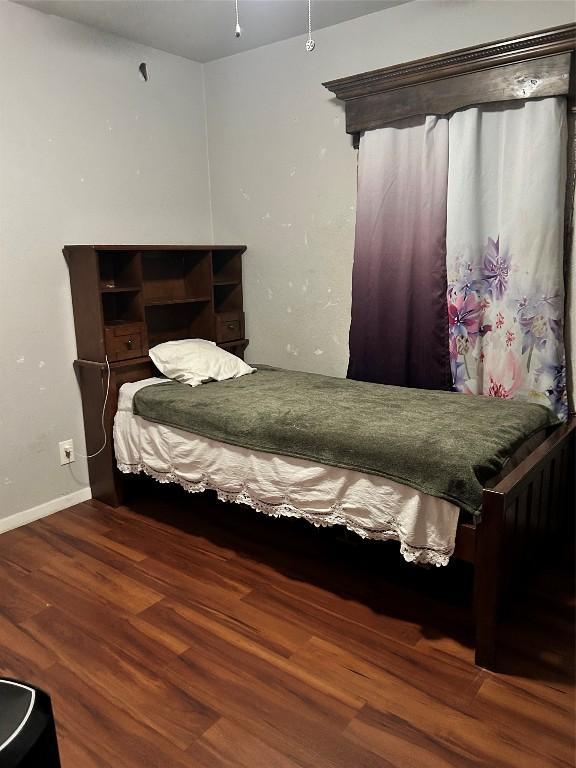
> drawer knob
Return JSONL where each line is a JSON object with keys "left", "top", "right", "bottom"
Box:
{"left": 126, "top": 339, "right": 134, "bottom": 349}
{"left": 227, "top": 323, "right": 236, "bottom": 330}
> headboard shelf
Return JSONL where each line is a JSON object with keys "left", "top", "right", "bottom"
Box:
{"left": 144, "top": 296, "right": 212, "bottom": 307}
{"left": 101, "top": 286, "right": 141, "bottom": 293}
{"left": 64, "top": 244, "right": 249, "bottom": 364}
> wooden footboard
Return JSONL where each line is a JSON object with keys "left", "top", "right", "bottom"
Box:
{"left": 474, "top": 418, "right": 575, "bottom": 669}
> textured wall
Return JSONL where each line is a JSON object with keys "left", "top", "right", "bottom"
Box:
{"left": 0, "top": 1, "right": 212, "bottom": 520}
{"left": 205, "top": 0, "right": 575, "bottom": 377}
{"left": 1, "top": 0, "right": 573, "bottom": 521}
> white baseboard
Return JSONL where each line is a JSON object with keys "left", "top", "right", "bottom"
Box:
{"left": 0, "top": 487, "right": 93, "bottom": 534}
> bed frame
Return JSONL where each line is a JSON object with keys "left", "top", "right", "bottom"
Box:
{"left": 72, "top": 25, "right": 576, "bottom": 671}
{"left": 75, "top": 354, "right": 575, "bottom": 670}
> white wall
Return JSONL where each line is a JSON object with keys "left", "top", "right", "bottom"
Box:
{"left": 1, "top": 0, "right": 574, "bottom": 523}
{"left": 205, "top": 0, "right": 575, "bottom": 377}
{"left": 0, "top": 0, "right": 212, "bottom": 522}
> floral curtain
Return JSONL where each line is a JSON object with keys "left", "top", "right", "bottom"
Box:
{"left": 446, "top": 97, "right": 568, "bottom": 419}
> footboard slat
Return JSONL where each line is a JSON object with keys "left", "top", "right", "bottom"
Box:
{"left": 548, "top": 457, "right": 557, "bottom": 536}
{"left": 533, "top": 471, "right": 543, "bottom": 541}
{"left": 557, "top": 445, "right": 569, "bottom": 533}
{"left": 540, "top": 459, "right": 552, "bottom": 541}
{"left": 511, "top": 496, "right": 521, "bottom": 573}
{"left": 525, "top": 483, "right": 533, "bottom": 557}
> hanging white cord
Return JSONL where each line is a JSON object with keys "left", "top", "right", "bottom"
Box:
{"left": 306, "top": 0, "right": 315, "bottom": 52}
{"left": 234, "top": 0, "right": 241, "bottom": 37}
{"left": 75, "top": 355, "right": 111, "bottom": 460}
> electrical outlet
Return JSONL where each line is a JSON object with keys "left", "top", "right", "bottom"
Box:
{"left": 59, "top": 439, "right": 75, "bottom": 465}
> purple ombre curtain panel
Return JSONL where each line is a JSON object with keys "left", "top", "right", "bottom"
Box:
{"left": 347, "top": 116, "right": 452, "bottom": 389}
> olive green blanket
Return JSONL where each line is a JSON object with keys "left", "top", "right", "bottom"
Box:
{"left": 133, "top": 367, "right": 557, "bottom": 516}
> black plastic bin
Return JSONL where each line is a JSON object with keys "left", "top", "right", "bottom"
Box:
{"left": 0, "top": 679, "right": 61, "bottom": 768}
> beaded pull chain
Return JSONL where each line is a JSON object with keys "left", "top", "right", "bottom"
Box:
{"left": 235, "top": 0, "right": 241, "bottom": 38}
{"left": 306, "top": 0, "right": 315, "bottom": 52}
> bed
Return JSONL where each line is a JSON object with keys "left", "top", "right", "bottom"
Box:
{"left": 102, "top": 360, "right": 575, "bottom": 670}
{"left": 67, "top": 25, "right": 575, "bottom": 671}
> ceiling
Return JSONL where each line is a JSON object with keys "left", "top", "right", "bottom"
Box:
{"left": 14, "top": 0, "right": 411, "bottom": 63}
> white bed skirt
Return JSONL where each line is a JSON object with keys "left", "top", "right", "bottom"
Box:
{"left": 114, "top": 379, "right": 460, "bottom": 567}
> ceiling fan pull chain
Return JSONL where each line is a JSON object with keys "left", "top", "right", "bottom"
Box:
{"left": 235, "top": 0, "right": 242, "bottom": 38}
{"left": 306, "top": 0, "right": 315, "bottom": 51}
{"left": 232, "top": 0, "right": 313, "bottom": 51}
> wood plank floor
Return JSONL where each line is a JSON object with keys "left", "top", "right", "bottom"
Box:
{"left": 0, "top": 478, "right": 573, "bottom": 767}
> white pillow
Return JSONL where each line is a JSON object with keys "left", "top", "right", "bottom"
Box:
{"left": 149, "top": 338, "right": 255, "bottom": 387}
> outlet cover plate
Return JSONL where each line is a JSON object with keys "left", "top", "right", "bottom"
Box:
{"left": 59, "top": 439, "right": 75, "bottom": 465}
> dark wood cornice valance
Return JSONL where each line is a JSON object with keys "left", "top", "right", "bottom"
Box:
{"left": 323, "top": 23, "right": 576, "bottom": 140}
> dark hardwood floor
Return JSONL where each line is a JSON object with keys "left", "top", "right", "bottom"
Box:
{"left": 0, "top": 478, "right": 573, "bottom": 767}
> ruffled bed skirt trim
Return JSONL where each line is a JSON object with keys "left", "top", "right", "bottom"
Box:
{"left": 118, "top": 461, "right": 452, "bottom": 567}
